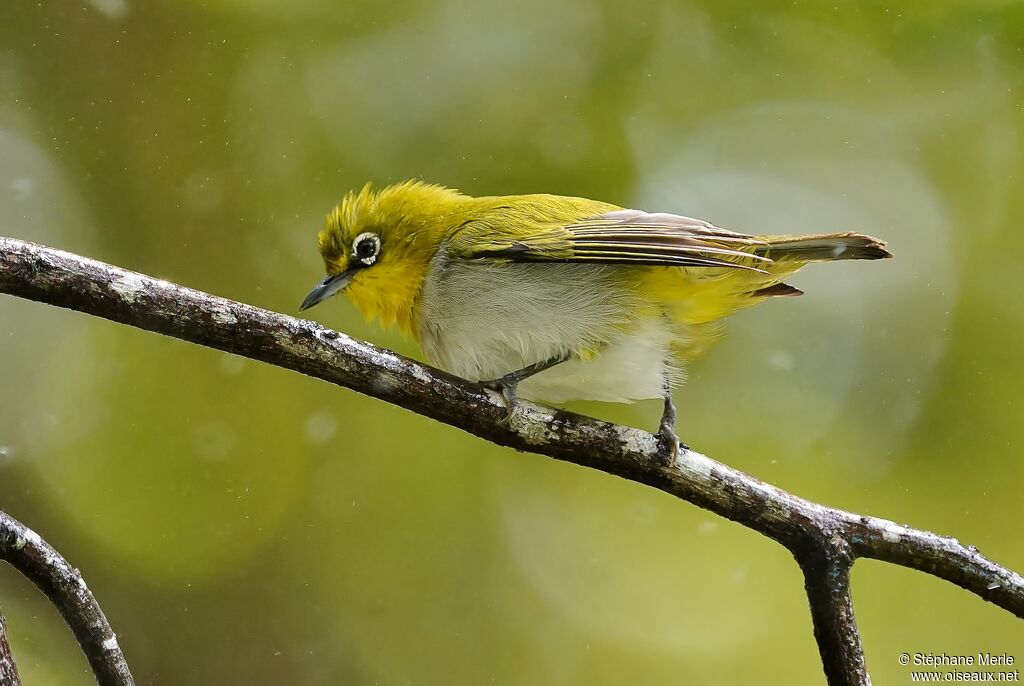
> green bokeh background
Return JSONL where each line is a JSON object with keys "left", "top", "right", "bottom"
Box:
{"left": 1, "top": 1, "right": 1022, "bottom": 684}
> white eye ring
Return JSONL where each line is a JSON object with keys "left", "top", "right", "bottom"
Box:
{"left": 352, "top": 232, "right": 380, "bottom": 266}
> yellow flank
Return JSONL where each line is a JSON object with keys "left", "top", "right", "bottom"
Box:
{"left": 640, "top": 261, "right": 802, "bottom": 327}
{"left": 635, "top": 261, "right": 804, "bottom": 364}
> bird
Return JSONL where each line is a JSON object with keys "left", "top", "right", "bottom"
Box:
{"left": 300, "top": 180, "right": 891, "bottom": 461}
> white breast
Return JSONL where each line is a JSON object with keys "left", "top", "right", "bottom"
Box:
{"left": 415, "top": 257, "right": 679, "bottom": 403}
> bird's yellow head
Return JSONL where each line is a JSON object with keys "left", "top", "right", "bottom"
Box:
{"left": 300, "top": 180, "right": 469, "bottom": 335}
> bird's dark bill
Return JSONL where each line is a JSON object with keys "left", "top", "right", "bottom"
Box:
{"left": 300, "top": 271, "right": 353, "bottom": 311}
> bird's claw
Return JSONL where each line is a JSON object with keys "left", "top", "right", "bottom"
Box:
{"left": 656, "top": 387, "right": 688, "bottom": 466}
{"left": 656, "top": 421, "right": 688, "bottom": 466}
{"left": 655, "top": 423, "right": 679, "bottom": 466}
{"left": 481, "top": 376, "right": 520, "bottom": 425}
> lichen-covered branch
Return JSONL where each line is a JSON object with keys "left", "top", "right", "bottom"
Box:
{"left": 0, "top": 510, "right": 134, "bottom": 686}
{"left": 2, "top": 236, "right": 1023, "bottom": 686}
{"left": 798, "top": 541, "right": 867, "bottom": 685}
{"left": 0, "top": 608, "right": 21, "bottom": 686}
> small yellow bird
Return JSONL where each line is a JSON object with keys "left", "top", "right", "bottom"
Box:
{"left": 301, "top": 180, "right": 891, "bottom": 458}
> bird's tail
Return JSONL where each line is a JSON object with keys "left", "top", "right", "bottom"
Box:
{"left": 755, "top": 232, "right": 892, "bottom": 262}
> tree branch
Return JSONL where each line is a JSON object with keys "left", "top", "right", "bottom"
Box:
{"left": 798, "top": 540, "right": 867, "bottom": 685}
{"left": 0, "top": 607, "right": 21, "bottom": 686}
{"left": 2, "top": 236, "right": 1022, "bottom": 685}
{"left": 0, "top": 510, "right": 134, "bottom": 686}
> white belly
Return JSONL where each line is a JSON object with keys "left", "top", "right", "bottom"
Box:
{"left": 415, "top": 258, "right": 679, "bottom": 403}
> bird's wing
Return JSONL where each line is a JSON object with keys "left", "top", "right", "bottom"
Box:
{"left": 451, "top": 208, "right": 772, "bottom": 273}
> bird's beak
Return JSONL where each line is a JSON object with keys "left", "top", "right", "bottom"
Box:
{"left": 300, "top": 271, "right": 353, "bottom": 312}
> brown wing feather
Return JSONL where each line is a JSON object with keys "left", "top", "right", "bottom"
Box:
{"left": 459, "top": 207, "right": 772, "bottom": 273}
{"left": 562, "top": 209, "right": 771, "bottom": 272}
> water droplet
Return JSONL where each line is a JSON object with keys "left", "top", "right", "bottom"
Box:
{"left": 219, "top": 355, "right": 246, "bottom": 376}
{"left": 305, "top": 412, "right": 337, "bottom": 445}
{"left": 193, "top": 422, "right": 237, "bottom": 461}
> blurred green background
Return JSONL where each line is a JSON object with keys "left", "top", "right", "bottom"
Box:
{"left": 1, "top": 1, "right": 1022, "bottom": 684}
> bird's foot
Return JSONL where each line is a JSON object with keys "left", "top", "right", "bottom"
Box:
{"left": 480, "top": 375, "right": 520, "bottom": 425}
{"left": 656, "top": 389, "right": 688, "bottom": 466}
{"left": 655, "top": 399, "right": 689, "bottom": 466}
{"left": 656, "top": 423, "right": 684, "bottom": 466}
{"left": 479, "top": 356, "right": 569, "bottom": 425}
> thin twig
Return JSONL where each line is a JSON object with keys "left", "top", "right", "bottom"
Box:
{"left": 0, "top": 510, "right": 134, "bottom": 686}
{"left": 0, "top": 608, "right": 21, "bottom": 686}
{"left": 2, "top": 236, "right": 1022, "bottom": 685}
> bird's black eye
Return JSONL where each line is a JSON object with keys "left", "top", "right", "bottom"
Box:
{"left": 356, "top": 239, "right": 376, "bottom": 258}
{"left": 352, "top": 232, "right": 380, "bottom": 266}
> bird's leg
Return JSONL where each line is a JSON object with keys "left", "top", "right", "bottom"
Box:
{"left": 480, "top": 354, "right": 569, "bottom": 423}
{"left": 655, "top": 373, "right": 687, "bottom": 465}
